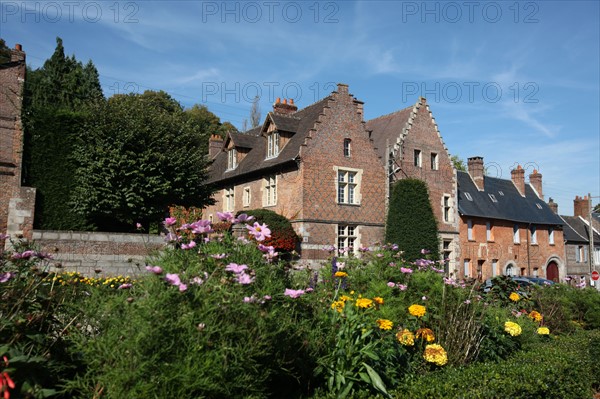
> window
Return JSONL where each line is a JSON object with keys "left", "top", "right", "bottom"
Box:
{"left": 492, "top": 260, "right": 498, "bottom": 277}
{"left": 443, "top": 195, "right": 452, "bottom": 223}
{"left": 486, "top": 221, "right": 493, "bottom": 241}
{"left": 337, "top": 168, "right": 360, "bottom": 204}
{"left": 227, "top": 148, "right": 237, "bottom": 170}
{"left": 464, "top": 259, "right": 471, "bottom": 277}
{"left": 464, "top": 192, "right": 473, "bottom": 201}
{"left": 549, "top": 227, "right": 554, "bottom": 245}
{"left": 442, "top": 240, "right": 452, "bottom": 274}
{"left": 505, "top": 263, "right": 516, "bottom": 276}
{"left": 477, "top": 260, "right": 484, "bottom": 280}
{"left": 343, "top": 138, "right": 351, "bottom": 157}
{"left": 414, "top": 149, "right": 422, "bottom": 167}
{"left": 264, "top": 175, "right": 277, "bottom": 206}
{"left": 536, "top": 203, "right": 543, "bottom": 209}
{"left": 267, "top": 132, "right": 280, "bottom": 158}
{"left": 488, "top": 193, "right": 498, "bottom": 203}
{"left": 430, "top": 153, "right": 438, "bottom": 170}
{"left": 533, "top": 267, "right": 539, "bottom": 277}
{"left": 498, "top": 190, "right": 504, "bottom": 196}
{"left": 530, "top": 226, "right": 537, "bottom": 244}
{"left": 513, "top": 224, "right": 520, "bottom": 244}
{"left": 208, "top": 214, "right": 214, "bottom": 222}
{"left": 467, "top": 219, "right": 473, "bottom": 240}
{"left": 224, "top": 187, "right": 235, "bottom": 212}
{"left": 243, "top": 187, "right": 251, "bottom": 207}
{"left": 577, "top": 246, "right": 588, "bottom": 263}
{"left": 338, "top": 225, "right": 358, "bottom": 255}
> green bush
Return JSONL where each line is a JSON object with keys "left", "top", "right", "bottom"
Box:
{"left": 240, "top": 209, "right": 300, "bottom": 253}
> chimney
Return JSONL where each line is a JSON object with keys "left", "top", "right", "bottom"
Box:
{"left": 529, "top": 169, "right": 543, "bottom": 199}
{"left": 511, "top": 165, "right": 525, "bottom": 196}
{"left": 547, "top": 197, "right": 558, "bottom": 214}
{"left": 208, "top": 133, "right": 224, "bottom": 159}
{"left": 272, "top": 97, "right": 297, "bottom": 115}
{"left": 420, "top": 97, "right": 427, "bottom": 105}
{"left": 15, "top": 44, "right": 22, "bottom": 52}
{"left": 574, "top": 195, "right": 591, "bottom": 219}
{"left": 353, "top": 99, "right": 364, "bottom": 119}
{"left": 467, "top": 156, "right": 485, "bottom": 190}
{"left": 336, "top": 83, "right": 349, "bottom": 94}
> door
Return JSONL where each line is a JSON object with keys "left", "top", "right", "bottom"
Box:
{"left": 546, "top": 261, "right": 559, "bottom": 282}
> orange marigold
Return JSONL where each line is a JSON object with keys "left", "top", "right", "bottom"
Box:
{"left": 416, "top": 327, "right": 436, "bottom": 342}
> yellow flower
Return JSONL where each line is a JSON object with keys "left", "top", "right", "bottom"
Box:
{"left": 334, "top": 271, "right": 348, "bottom": 278}
{"left": 504, "top": 321, "right": 522, "bottom": 336}
{"left": 376, "top": 319, "right": 393, "bottom": 330}
{"left": 340, "top": 295, "right": 352, "bottom": 302}
{"left": 509, "top": 292, "right": 520, "bottom": 302}
{"left": 331, "top": 301, "right": 345, "bottom": 313}
{"left": 537, "top": 327, "right": 550, "bottom": 335}
{"left": 408, "top": 304, "right": 426, "bottom": 317}
{"left": 416, "top": 327, "right": 436, "bottom": 342}
{"left": 423, "top": 344, "right": 448, "bottom": 366}
{"left": 355, "top": 298, "right": 374, "bottom": 309}
{"left": 529, "top": 310, "right": 543, "bottom": 323}
{"left": 396, "top": 329, "right": 415, "bottom": 346}
{"left": 373, "top": 297, "right": 384, "bottom": 305}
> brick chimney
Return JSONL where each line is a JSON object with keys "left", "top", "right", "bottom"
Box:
{"left": 547, "top": 197, "right": 558, "bottom": 214}
{"left": 467, "top": 156, "right": 485, "bottom": 190}
{"left": 273, "top": 98, "right": 297, "bottom": 115}
{"left": 208, "top": 134, "right": 224, "bottom": 159}
{"left": 574, "top": 195, "right": 591, "bottom": 218}
{"left": 529, "top": 169, "right": 543, "bottom": 199}
{"left": 511, "top": 165, "right": 525, "bottom": 196}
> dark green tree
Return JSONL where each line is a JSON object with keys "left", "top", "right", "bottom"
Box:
{"left": 71, "top": 91, "right": 215, "bottom": 232}
{"left": 185, "top": 104, "right": 237, "bottom": 142}
{"left": 0, "top": 38, "right": 11, "bottom": 64}
{"left": 385, "top": 178, "right": 440, "bottom": 262}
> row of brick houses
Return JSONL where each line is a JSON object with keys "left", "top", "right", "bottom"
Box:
{"left": 204, "top": 83, "right": 599, "bottom": 282}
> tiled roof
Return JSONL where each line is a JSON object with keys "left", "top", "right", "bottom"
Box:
{"left": 457, "top": 171, "right": 563, "bottom": 225}
{"left": 560, "top": 215, "right": 600, "bottom": 243}
{"left": 366, "top": 106, "right": 413, "bottom": 160}
{"left": 207, "top": 97, "right": 330, "bottom": 184}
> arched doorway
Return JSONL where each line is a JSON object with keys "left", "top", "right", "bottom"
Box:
{"left": 505, "top": 263, "right": 516, "bottom": 276}
{"left": 546, "top": 261, "right": 559, "bottom": 282}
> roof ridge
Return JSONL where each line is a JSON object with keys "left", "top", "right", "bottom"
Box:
{"left": 367, "top": 104, "right": 413, "bottom": 122}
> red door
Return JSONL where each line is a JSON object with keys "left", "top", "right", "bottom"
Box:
{"left": 546, "top": 261, "right": 559, "bottom": 282}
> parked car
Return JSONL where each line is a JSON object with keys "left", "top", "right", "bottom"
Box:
{"left": 521, "top": 276, "right": 556, "bottom": 286}
{"left": 482, "top": 276, "right": 534, "bottom": 293}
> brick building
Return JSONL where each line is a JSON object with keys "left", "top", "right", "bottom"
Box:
{"left": 560, "top": 196, "right": 600, "bottom": 278}
{"left": 366, "top": 97, "right": 459, "bottom": 272}
{"left": 0, "top": 43, "right": 36, "bottom": 248}
{"left": 456, "top": 158, "right": 565, "bottom": 281}
{"left": 203, "top": 84, "right": 387, "bottom": 262}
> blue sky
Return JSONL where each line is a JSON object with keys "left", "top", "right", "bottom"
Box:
{"left": 2, "top": 0, "right": 599, "bottom": 215}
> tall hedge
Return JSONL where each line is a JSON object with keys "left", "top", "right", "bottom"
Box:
{"left": 385, "top": 178, "right": 440, "bottom": 262}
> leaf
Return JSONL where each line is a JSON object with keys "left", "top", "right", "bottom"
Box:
{"left": 338, "top": 380, "right": 354, "bottom": 399}
{"left": 362, "top": 362, "right": 389, "bottom": 397}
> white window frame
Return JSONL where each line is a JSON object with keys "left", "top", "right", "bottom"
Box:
{"left": 549, "top": 227, "right": 554, "bottom": 245}
{"left": 513, "top": 224, "right": 520, "bottom": 244}
{"left": 267, "top": 132, "right": 280, "bottom": 159}
{"left": 492, "top": 259, "right": 498, "bottom": 277}
{"left": 343, "top": 138, "right": 351, "bottom": 158}
{"left": 464, "top": 259, "right": 470, "bottom": 277}
{"left": 414, "top": 149, "right": 422, "bottom": 168}
{"left": 227, "top": 148, "right": 237, "bottom": 170}
{"left": 486, "top": 221, "right": 493, "bottom": 241}
{"left": 264, "top": 175, "right": 277, "bottom": 206}
{"left": 224, "top": 187, "right": 235, "bottom": 212}
{"left": 443, "top": 195, "right": 452, "bottom": 223}
{"left": 430, "top": 152, "right": 438, "bottom": 170}
{"left": 530, "top": 226, "right": 537, "bottom": 244}
{"left": 337, "top": 225, "right": 358, "bottom": 255}
{"left": 243, "top": 186, "right": 251, "bottom": 207}
{"left": 467, "top": 219, "right": 473, "bottom": 240}
{"left": 335, "top": 167, "right": 362, "bottom": 205}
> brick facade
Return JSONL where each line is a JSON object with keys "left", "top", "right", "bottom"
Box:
{"left": 0, "top": 43, "right": 36, "bottom": 247}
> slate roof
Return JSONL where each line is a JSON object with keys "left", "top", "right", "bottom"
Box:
{"left": 365, "top": 106, "right": 413, "bottom": 160}
{"left": 560, "top": 215, "right": 600, "bottom": 244}
{"left": 206, "top": 97, "right": 331, "bottom": 184}
{"left": 457, "top": 170, "right": 563, "bottom": 225}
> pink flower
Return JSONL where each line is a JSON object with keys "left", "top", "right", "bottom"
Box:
{"left": 305, "top": 287, "right": 314, "bottom": 292}
{"left": 397, "top": 284, "right": 407, "bottom": 291}
{"left": 145, "top": 265, "right": 163, "bottom": 274}
{"left": 388, "top": 262, "right": 396, "bottom": 267}
{"left": 164, "top": 217, "right": 177, "bottom": 226}
{"left": 236, "top": 272, "right": 254, "bottom": 285}
{"left": 178, "top": 283, "right": 188, "bottom": 292}
{"left": 421, "top": 249, "right": 431, "bottom": 254}
{"left": 263, "top": 295, "right": 272, "bottom": 300}
{"left": 400, "top": 267, "right": 413, "bottom": 274}
{"left": 191, "top": 277, "right": 204, "bottom": 285}
{"left": 243, "top": 296, "right": 257, "bottom": 303}
{"left": 225, "top": 263, "right": 248, "bottom": 274}
{"left": 210, "top": 253, "right": 228, "bottom": 259}
{"left": 216, "top": 211, "right": 235, "bottom": 222}
{"left": 336, "top": 261, "right": 346, "bottom": 270}
{"left": 387, "top": 281, "right": 396, "bottom": 288}
{"left": 181, "top": 241, "right": 197, "bottom": 250}
{"left": 246, "top": 222, "right": 271, "bottom": 241}
{"left": 165, "top": 273, "right": 181, "bottom": 286}
{"left": 118, "top": 283, "right": 132, "bottom": 289}
{"left": 284, "top": 288, "right": 305, "bottom": 298}
{"left": 258, "top": 244, "right": 275, "bottom": 253}
{"left": 190, "top": 220, "right": 213, "bottom": 235}
{"left": 0, "top": 272, "right": 14, "bottom": 283}
{"left": 136, "top": 222, "right": 142, "bottom": 229}
{"left": 234, "top": 213, "right": 254, "bottom": 224}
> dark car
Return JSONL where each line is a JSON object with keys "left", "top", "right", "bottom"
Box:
{"left": 482, "top": 276, "right": 536, "bottom": 293}
{"left": 521, "top": 276, "right": 556, "bottom": 286}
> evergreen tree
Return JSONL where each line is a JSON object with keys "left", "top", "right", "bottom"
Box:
{"left": 385, "top": 178, "right": 440, "bottom": 262}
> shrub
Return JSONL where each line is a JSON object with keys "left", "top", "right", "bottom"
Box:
{"left": 239, "top": 209, "right": 300, "bottom": 253}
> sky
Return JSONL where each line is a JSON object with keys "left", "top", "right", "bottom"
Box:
{"left": 1, "top": 0, "right": 599, "bottom": 215}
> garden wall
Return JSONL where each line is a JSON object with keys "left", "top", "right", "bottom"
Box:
{"left": 32, "top": 230, "right": 166, "bottom": 277}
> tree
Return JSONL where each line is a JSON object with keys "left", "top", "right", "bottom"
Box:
{"left": 250, "top": 95, "right": 261, "bottom": 128}
{"left": 451, "top": 155, "right": 466, "bottom": 172}
{"left": 594, "top": 203, "right": 600, "bottom": 213}
{"left": 71, "top": 91, "right": 215, "bottom": 232}
{"left": 0, "top": 38, "right": 11, "bottom": 64}
{"left": 185, "top": 104, "right": 237, "bottom": 142}
{"left": 385, "top": 178, "right": 440, "bottom": 262}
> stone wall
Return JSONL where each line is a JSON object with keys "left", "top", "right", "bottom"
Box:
{"left": 32, "top": 230, "right": 166, "bottom": 277}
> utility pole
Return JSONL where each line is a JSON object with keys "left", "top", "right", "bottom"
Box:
{"left": 588, "top": 194, "right": 599, "bottom": 290}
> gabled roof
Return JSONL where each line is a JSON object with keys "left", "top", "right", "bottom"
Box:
{"left": 560, "top": 215, "right": 600, "bottom": 244}
{"left": 457, "top": 170, "right": 563, "bottom": 225}
{"left": 206, "top": 97, "right": 330, "bottom": 184}
{"left": 366, "top": 106, "right": 413, "bottom": 160}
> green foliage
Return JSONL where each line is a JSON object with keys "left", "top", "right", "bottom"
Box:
{"left": 241, "top": 209, "right": 300, "bottom": 253}
{"left": 385, "top": 179, "right": 440, "bottom": 261}
{"left": 185, "top": 104, "right": 237, "bottom": 143}
{"left": 0, "top": 38, "right": 12, "bottom": 64}
{"left": 70, "top": 91, "right": 215, "bottom": 232}
{"left": 393, "top": 330, "right": 598, "bottom": 399}
{"left": 451, "top": 155, "right": 466, "bottom": 172}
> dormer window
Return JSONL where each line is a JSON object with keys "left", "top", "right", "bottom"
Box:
{"left": 488, "top": 193, "right": 498, "bottom": 203}
{"left": 227, "top": 148, "right": 237, "bottom": 170}
{"left": 267, "top": 132, "right": 280, "bottom": 159}
{"left": 464, "top": 192, "right": 473, "bottom": 201}
{"left": 344, "top": 138, "right": 351, "bottom": 157}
